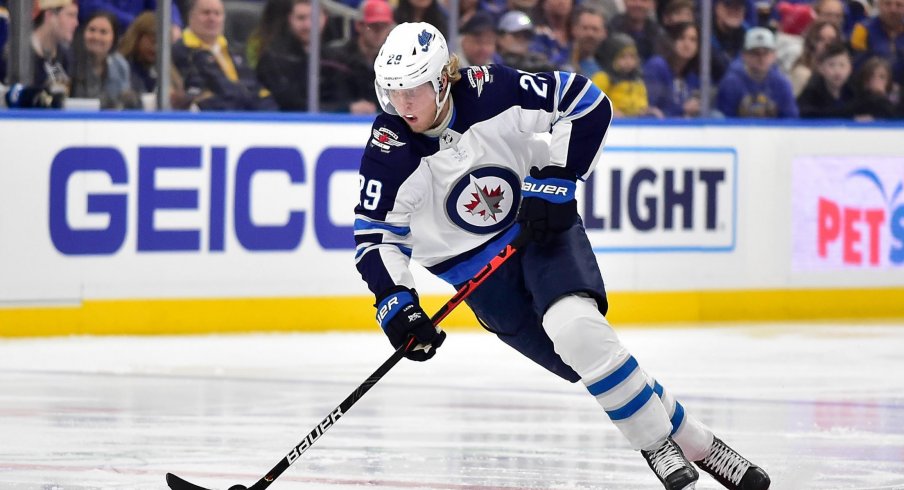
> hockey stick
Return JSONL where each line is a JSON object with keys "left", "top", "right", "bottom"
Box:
{"left": 166, "top": 231, "right": 529, "bottom": 490}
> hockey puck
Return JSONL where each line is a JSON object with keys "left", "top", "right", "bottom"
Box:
{"left": 227, "top": 486, "right": 248, "bottom": 490}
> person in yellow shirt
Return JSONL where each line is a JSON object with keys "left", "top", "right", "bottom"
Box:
{"left": 172, "top": 0, "right": 276, "bottom": 110}
{"left": 591, "top": 33, "right": 654, "bottom": 117}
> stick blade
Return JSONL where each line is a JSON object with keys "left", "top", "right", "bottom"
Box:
{"left": 166, "top": 472, "right": 214, "bottom": 490}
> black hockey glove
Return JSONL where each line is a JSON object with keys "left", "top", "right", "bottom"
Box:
{"left": 376, "top": 287, "right": 446, "bottom": 361}
{"left": 517, "top": 166, "right": 578, "bottom": 242}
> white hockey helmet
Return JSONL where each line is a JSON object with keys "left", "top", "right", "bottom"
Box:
{"left": 373, "top": 22, "right": 451, "bottom": 116}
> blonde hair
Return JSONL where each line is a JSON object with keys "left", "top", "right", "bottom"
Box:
{"left": 445, "top": 53, "right": 462, "bottom": 84}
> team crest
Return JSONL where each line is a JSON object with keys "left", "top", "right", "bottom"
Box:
{"left": 466, "top": 66, "right": 493, "bottom": 97}
{"left": 370, "top": 127, "right": 406, "bottom": 153}
{"left": 446, "top": 166, "right": 520, "bottom": 234}
{"left": 418, "top": 30, "right": 434, "bottom": 52}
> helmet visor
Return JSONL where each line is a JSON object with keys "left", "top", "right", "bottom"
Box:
{"left": 386, "top": 82, "right": 437, "bottom": 108}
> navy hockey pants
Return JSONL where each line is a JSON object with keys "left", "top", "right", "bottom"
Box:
{"left": 461, "top": 220, "right": 608, "bottom": 383}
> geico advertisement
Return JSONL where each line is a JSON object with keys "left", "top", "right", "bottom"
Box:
{"left": 48, "top": 145, "right": 361, "bottom": 255}
{"left": 792, "top": 156, "right": 904, "bottom": 270}
{"left": 582, "top": 147, "right": 737, "bottom": 252}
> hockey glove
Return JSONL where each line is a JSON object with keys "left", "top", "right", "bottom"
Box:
{"left": 517, "top": 166, "right": 578, "bottom": 242}
{"left": 376, "top": 287, "right": 446, "bottom": 361}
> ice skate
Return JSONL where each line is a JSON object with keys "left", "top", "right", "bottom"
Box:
{"left": 695, "top": 436, "right": 770, "bottom": 489}
{"left": 641, "top": 437, "right": 699, "bottom": 490}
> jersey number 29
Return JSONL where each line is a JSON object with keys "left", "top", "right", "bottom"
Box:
{"left": 359, "top": 175, "right": 382, "bottom": 210}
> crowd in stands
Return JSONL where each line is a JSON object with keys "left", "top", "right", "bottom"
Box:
{"left": 3, "top": 0, "right": 904, "bottom": 118}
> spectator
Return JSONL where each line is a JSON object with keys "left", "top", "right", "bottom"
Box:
{"left": 459, "top": 11, "right": 500, "bottom": 66}
{"left": 643, "top": 21, "right": 702, "bottom": 117}
{"left": 255, "top": 0, "right": 350, "bottom": 111}
{"left": 716, "top": 26, "right": 799, "bottom": 117}
{"left": 532, "top": 0, "right": 574, "bottom": 68}
{"left": 711, "top": 0, "right": 748, "bottom": 75}
{"left": 1, "top": 2, "right": 8, "bottom": 83}
{"left": 119, "top": 10, "right": 190, "bottom": 108}
{"left": 246, "top": 0, "right": 291, "bottom": 68}
{"left": 119, "top": 11, "right": 155, "bottom": 92}
{"left": 496, "top": 9, "right": 556, "bottom": 71}
{"left": 78, "top": 0, "right": 182, "bottom": 37}
{"left": 850, "top": 55, "right": 897, "bottom": 118}
{"left": 70, "top": 10, "right": 138, "bottom": 107}
{"left": 813, "top": 0, "right": 845, "bottom": 30}
{"left": 774, "top": 2, "right": 815, "bottom": 74}
{"left": 173, "top": 0, "right": 276, "bottom": 110}
{"left": 568, "top": 4, "right": 607, "bottom": 76}
{"left": 849, "top": 0, "right": 904, "bottom": 85}
{"left": 4, "top": 0, "right": 79, "bottom": 107}
{"left": 661, "top": 0, "right": 695, "bottom": 28}
{"left": 394, "top": 0, "right": 448, "bottom": 37}
{"left": 789, "top": 19, "right": 842, "bottom": 95}
{"left": 608, "top": 0, "right": 665, "bottom": 62}
{"left": 323, "top": 0, "right": 394, "bottom": 114}
{"left": 796, "top": 41, "right": 857, "bottom": 117}
{"left": 592, "top": 33, "right": 651, "bottom": 116}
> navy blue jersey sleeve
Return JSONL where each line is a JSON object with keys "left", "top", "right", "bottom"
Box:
{"left": 354, "top": 115, "right": 424, "bottom": 298}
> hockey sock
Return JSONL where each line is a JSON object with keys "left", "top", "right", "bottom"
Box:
{"left": 543, "top": 295, "right": 672, "bottom": 450}
{"left": 643, "top": 374, "right": 714, "bottom": 461}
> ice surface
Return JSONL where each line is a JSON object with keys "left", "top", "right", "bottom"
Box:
{"left": 1, "top": 323, "right": 903, "bottom": 489}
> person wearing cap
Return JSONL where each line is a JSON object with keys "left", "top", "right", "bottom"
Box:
{"left": 459, "top": 10, "right": 501, "bottom": 66}
{"left": 323, "top": 0, "right": 396, "bottom": 114}
{"left": 33, "top": 0, "right": 79, "bottom": 85}
{"left": 3, "top": 0, "right": 78, "bottom": 107}
{"left": 850, "top": 0, "right": 904, "bottom": 87}
{"left": 497, "top": 9, "right": 556, "bottom": 72}
{"left": 716, "top": 26, "right": 799, "bottom": 117}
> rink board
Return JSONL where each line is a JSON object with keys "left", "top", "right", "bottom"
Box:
{"left": 1, "top": 113, "right": 903, "bottom": 336}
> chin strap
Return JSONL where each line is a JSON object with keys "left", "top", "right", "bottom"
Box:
{"left": 432, "top": 76, "right": 451, "bottom": 125}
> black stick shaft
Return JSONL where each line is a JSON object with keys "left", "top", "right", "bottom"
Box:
{"left": 247, "top": 234, "right": 527, "bottom": 490}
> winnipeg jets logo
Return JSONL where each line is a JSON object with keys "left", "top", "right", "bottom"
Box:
{"left": 464, "top": 175, "right": 505, "bottom": 221}
{"left": 446, "top": 166, "right": 521, "bottom": 234}
{"left": 370, "top": 127, "right": 406, "bottom": 153}
{"left": 466, "top": 66, "right": 493, "bottom": 97}
{"left": 418, "top": 30, "right": 434, "bottom": 52}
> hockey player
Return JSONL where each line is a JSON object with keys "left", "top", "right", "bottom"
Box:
{"left": 354, "top": 21, "right": 771, "bottom": 490}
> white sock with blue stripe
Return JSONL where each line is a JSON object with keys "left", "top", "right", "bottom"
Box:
{"left": 647, "top": 375, "right": 714, "bottom": 461}
{"left": 543, "top": 295, "right": 671, "bottom": 451}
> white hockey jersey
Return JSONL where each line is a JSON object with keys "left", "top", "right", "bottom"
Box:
{"left": 354, "top": 64, "right": 613, "bottom": 297}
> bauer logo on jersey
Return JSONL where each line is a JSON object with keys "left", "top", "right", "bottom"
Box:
{"left": 370, "top": 127, "right": 406, "bottom": 153}
{"left": 466, "top": 66, "right": 493, "bottom": 97}
{"left": 446, "top": 166, "right": 521, "bottom": 234}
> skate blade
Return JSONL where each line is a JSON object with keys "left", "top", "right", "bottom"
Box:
{"left": 679, "top": 484, "right": 696, "bottom": 490}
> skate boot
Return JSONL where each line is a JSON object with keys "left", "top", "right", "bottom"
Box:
{"left": 695, "top": 437, "right": 770, "bottom": 489}
{"left": 641, "top": 437, "right": 699, "bottom": 490}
